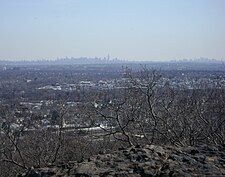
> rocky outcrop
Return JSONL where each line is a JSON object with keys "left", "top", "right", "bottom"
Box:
{"left": 18, "top": 144, "right": 225, "bottom": 177}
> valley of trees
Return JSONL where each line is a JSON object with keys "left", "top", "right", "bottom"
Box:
{"left": 0, "top": 65, "right": 225, "bottom": 176}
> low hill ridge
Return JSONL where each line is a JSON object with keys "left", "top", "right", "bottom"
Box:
{"left": 18, "top": 144, "right": 225, "bottom": 177}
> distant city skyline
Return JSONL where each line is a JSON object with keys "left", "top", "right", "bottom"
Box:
{"left": 0, "top": 0, "right": 225, "bottom": 61}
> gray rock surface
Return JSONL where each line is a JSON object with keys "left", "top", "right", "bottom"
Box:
{"left": 18, "top": 144, "right": 225, "bottom": 177}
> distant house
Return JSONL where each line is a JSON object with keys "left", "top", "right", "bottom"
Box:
{"left": 79, "top": 81, "right": 95, "bottom": 88}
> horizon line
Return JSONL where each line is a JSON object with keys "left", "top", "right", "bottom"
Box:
{"left": 0, "top": 57, "right": 223, "bottom": 63}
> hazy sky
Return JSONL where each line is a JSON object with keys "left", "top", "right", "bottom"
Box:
{"left": 0, "top": 0, "right": 225, "bottom": 61}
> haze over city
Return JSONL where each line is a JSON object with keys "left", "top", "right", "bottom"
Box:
{"left": 0, "top": 0, "right": 225, "bottom": 61}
